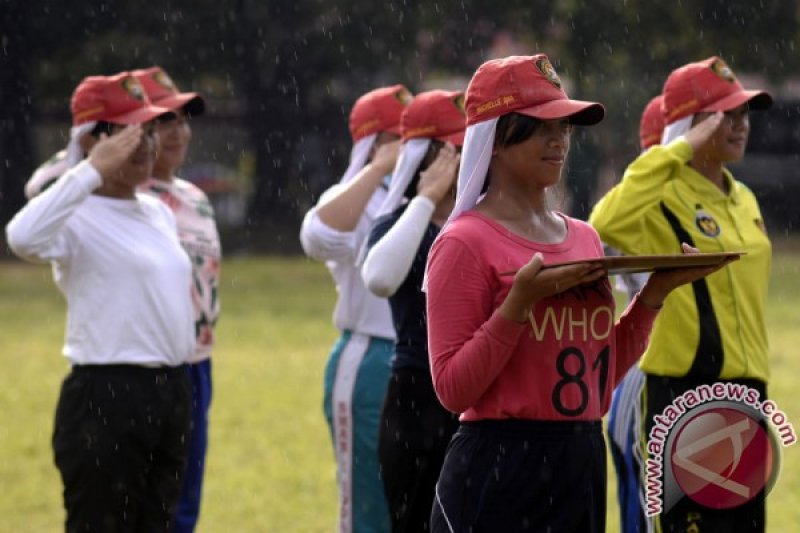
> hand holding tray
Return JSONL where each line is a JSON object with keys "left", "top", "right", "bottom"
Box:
{"left": 500, "top": 251, "right": 744, "bottom": 276}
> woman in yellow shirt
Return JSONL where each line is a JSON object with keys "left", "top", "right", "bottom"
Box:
{"left": 590, "top": 57, "right": 772, "bottom": 532}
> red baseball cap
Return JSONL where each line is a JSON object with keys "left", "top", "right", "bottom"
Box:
{"left": 639, "top": 95, "right": 666, "bottom": 150}
{"left": 662, "top": 57, "right": 772, "bottom": 123}
{"left": 348, "top": 84, "right": 413, "bottom": 141}
{"left": 70, "top": 72, "right": 171, "bottom": 126}
{"left": 132, "top": 66, "right": 205, "bottom": 116}
{"left": 464, "top": 55, "right": 604, "bottom": 126}
{"left": 401, "top": 90, "right": 466, "bottom": 146}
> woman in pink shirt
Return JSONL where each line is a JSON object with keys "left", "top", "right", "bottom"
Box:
{"left": 425, "top": 55, "right": 730, "bottom": 532}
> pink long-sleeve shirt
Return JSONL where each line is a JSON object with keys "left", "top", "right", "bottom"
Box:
{"left": 426, "top": 211, "right": 659, "bottom": 421}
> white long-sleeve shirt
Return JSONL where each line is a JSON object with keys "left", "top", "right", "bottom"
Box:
{"left": 362, "top": 195, "right": 435, "bottom": 298}
{"left": 6, "top": 161, "right": 195, "bottom": 367}
{"left": 299, "top": 183, "right": 395, "bottom": 340}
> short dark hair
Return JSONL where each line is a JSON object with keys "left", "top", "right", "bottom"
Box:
{"left": 89, "top": 121, "right": 115, "bottom": 138}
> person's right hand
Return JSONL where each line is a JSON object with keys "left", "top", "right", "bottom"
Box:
{"left": 684, "top": 111, "right": 724, "bottom": 152}
{"left": 369, "top": 139, "right": 402, "bottom": 175}
{"left": 417, "top": 143, "right": 460, "bottom": 203}
{"left": 638, "top": 243, "right": 738, "bottom": 309}
{"left": 88, "top": 125, "right": 143, "bottom": 180}
{"left": 499, "top": 253, "right": 607, "bottom": 323}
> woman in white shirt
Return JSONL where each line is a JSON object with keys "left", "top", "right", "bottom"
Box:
{"left": 6, "top": 72, "right": 195, "bottom": 533}
{"left": 299, "top": 85, "right": 411, "bottom": 533}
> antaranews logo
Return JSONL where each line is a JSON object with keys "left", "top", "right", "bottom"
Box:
{"left": 644, "top": 383, "right": 796, "bottom": 516}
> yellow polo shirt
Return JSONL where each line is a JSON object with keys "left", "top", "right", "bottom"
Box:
{"left": 589, "top": 139, "right": 771, "bottom": 382}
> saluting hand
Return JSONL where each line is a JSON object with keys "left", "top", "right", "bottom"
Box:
{"left": 418, "top": 143, "right": 460, "bottom": 203}
{"left": 684, "top": 112, "right": 725, "bottom": 152}
{"left": 88, "top": 125, "right": 144, "bottom": 180}
{"left": 370, "top": 139, "right": 402, "bottom": 175}
{"left": 499, "top": 253, "right": 607, "bottom": 323}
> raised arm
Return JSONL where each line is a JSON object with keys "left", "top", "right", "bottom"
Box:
{"left": 6, "top": 161, "right": 100, "bottom": 263}
{"left": 7, "top": 126, "right": 141, "bottom": 263}
{"left": 363, "top": 143, "right": 459, "bottom": 296}
{"left": 362, "top": 197, "right": 435, "bottom": 297}
{"left": 299, "top": 185, "right": 361, "bottom": 263}
{"left": 589, "top": 113, "right": 726, "bottom": 256}
{"left": 314, "top": 140, "right": 399, "bottom": 231}
{"left": 300, "top": 141, "right": 400, "bottom": 263}
{"left": 589, "top": 141, "right": 690, "bottom": 255}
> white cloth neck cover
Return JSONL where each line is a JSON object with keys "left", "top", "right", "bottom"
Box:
{"left": 661, "top": 115, "right": 693, "bottom": 145}
{"left": 339, "top": 134, "right": 377, "bottom": 184}
{"left": 443, "top": 118, "right": 498, "bottom": 228}
{"left": 377, "top": 138, "right": 431, "bottom": 217}
{"left": 67, "top": 122, "right": 98, "bottom": 169}
{"left": 422, "top": 118, "right": 498, "bottom": 292}
{"left": 24, "top": 122, "right": 97, "bottom": 199}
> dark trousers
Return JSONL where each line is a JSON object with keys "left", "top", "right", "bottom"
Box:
{"left": 431, "top": 419, "right": 606, "bottom": 533}
{"left": 52, "top": 364, "right": 192, "bottom": 533}
{"left": 643, "top": 374, "right": 767, "bottom": 533}
{"left": 379, "top": 367, "right": 459, "bottom": 533}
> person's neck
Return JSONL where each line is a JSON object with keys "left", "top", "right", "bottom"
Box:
{"left": 481, "top": 180, "right": 550, "bottom": 220}
{"left": 151, "top": 165, "right": 176, "bottom": 182}
{"left": 689, "top": 155, "right": 728, "bottom": 193}
{"left": 475, "top": 177, "right": 568, "bottom": 243}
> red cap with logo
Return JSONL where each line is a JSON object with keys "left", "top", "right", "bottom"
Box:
{"left": 132, "top": 66, "right": 205, "bottom": 116}
{"left": 464, "top": 54, "right": 605, "bottom": 127}
{"left": 639, "top": 95, "right": 666, "bottom": 150}
{"left": 401, "top": 90, "right": 466, "bottom": 146}
{"left": 349, "top": 84, "right": 413, "bottom": 141}
{"left": 662, "top": 57, "right": 772, "bottom": 124}
{"left": 70, "top": 72, "right": 171, "bottom": 126}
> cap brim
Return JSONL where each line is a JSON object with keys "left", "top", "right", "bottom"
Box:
{"left": 153, "top": 93, "right": 205, "bottom": 116}
{"left": 107, "top": 104, "right": 174, "bottom": 125}
{"left": 516, "top": 99, "right": 606, "bottom": 126}
{"left": 436, "top": 130, "right": 466, "bottom": 146}
{"left": 701, "top": 90, "right": 773, "bottom": 113}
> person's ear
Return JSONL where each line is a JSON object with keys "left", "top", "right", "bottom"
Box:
{"left": 79, "top": 133, "right": 98, "bottom": 158}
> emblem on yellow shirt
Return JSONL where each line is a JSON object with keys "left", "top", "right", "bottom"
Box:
{"left": 695, "top": 210, "right": 720, "bottom": 237}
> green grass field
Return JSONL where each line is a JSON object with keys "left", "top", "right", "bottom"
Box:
{"left": 1, "top": 248, "right": 799, "bottom": 532}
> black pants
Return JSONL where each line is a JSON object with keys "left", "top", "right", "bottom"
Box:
{"left": 379, "top": 367, "right": 459, "bottom": 533}
{"left": 643, "top": 374, "right": 767, "bottom": 533}
{"left": 431, "top": 419, "right": 606, "bottom": 533}
{"left": 52, "top": 364, "right": 192, "bottom": 533}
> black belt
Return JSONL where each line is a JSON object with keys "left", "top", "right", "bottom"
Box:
{"left": 71, "top": 363, "right": 186, "bottom": 376}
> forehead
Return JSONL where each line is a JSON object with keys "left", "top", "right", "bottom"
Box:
{"left": 529, "top": 118, "right": 573, "bottom": 133}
